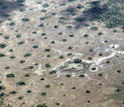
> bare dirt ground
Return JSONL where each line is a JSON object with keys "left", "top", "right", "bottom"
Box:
{"left": 0, "top": 0, "right": 124, "bottom": 107}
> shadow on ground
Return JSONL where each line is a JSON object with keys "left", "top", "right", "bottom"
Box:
{"left": 0, "top": 0, "right": 27, "bottom": 24}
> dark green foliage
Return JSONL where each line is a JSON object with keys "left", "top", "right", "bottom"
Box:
{"left": 37, "top": 103, "right": 48, "bottom": 107}
{"left": 106, "top": 61, "right": 110, "bottom": 63}
{"left": 33, "top": 45, "right": 39, "bottom": 48}
{"left": 76, "top": 4, "right": 84, "bottom": 9}
{"left": 10, "top": 56, "right": 15, "bottom": 59}
{"left": 59, "top": 3, "right": 66, "bottom": 6}
{"left": 69, "top": 34, "right": 74, "bottom": 37}
{"left": 4, "top": 36, "right": 10, "bottom": 39}
{"left": 41, "top": 9, "right": 47, "bottom": 12}
{"left": 68, "top": 0, "right": 76, "bottom": 2}
{"left": 40, "top": 17, "right": 46, "bottom": 20}
{"left": 49, "top": 70, "right": 57, "bottom": 74}
{"left": 0, "top": 53, "right": 6, "bottom": 57}
{"left": 17, "top": 0, "right": 25, "bottom": 2}
{"left": 32, "top": 31, "right": 37, "bottom": 34}
{"left": 91, "top": 67, "right": 96, "bottom": 70}
{"left": 56, "top": 102, "right": 61, "bottom": 105}
{"left": 0, "top": 86, "right": 5, "bottom": 91}
{"left": 45, "top": 63, "right": 51, "bottom": 68}
{"left": 98, "top": 73, "right": 103, "bottom": 76}
{"left": 75, "top": 17, "right": 86, "bottom": 22}
{"left": 22, "top": 18, "right": 30, "bottom": 22}
{"left": 68, "top": 46, "right": 73, "bottom": 49}
{"left": 47, "top": 55, "right": 51, "bottom": 58}
{"left": 9, "top": 49, "right": 13, "bottom": 52}
{"left": 79, "top": 74, "right": 85, "bottom": 77}
{"left": 52, "top": 12, "right": 57, "bottom": 15}
{"left": 39, "top": 23, "right": 44, "bottom": 27}
{"left": 66, "top": 74, "right": 71, "bottom": 77}
{"left": 99, "top": 53, "right": 103, "bottom": 56}
{"left": 62, "top": 39, "right": 67, "bottom": 42}
{"left": 42, "top": 3, "right": 50, "bottom": 7}
{"left": 0, "top": 81, "right": 2, "bottom": 84}
{"left": 72, "top": 87, "right": 76, "bottom": 89}
{"left": 44, "top": 49, "right": 51, "bottom": 52}
{"left": 9, "top": 22, "right": 15, "bottom": 26}
{"left": 54, "top": 25, "right": 59, "bottom": 28}
{"left": 44, "top": 37, "right": 47, "bottom": 39}
{"left": 41, "top": 33, "right": 47, "bottom": 36}
{"left": 60, "top": 83, "right": 64, "bottom": 85}
{"left": 9, "top": 90, "right": 17, "bottom": 94}
{"left": 24, "top": 53, "right": 32, "bottom": 57}
{"left": 84, "top": 34, "right": 89, "bottom": 37}
{"left": 18, "top": 96, "right": 24, "bottom": 100}
{"left": 67, "top": 53, "right": 72, "bottom": 56}
{"left": 40, "top": 78, "right": 45, "bottom": 80}
{"left": 85, "top": 42, "right": 89, "bottom": 44}
{"left": 58, "top": 32, "right": 63, "bottom": 35}
{"left": 6, "top": 73, "right": 15, "bottom": 78}
{"left": 113, "top": 30, "right": 117, "bottom": 32}
{"left": 45, "top": 85, "right": 51, "bottom": 88}
{"left": 90, "top": 26, "right": 98, "bottom": 30}
{"left": 27, "top": 90, "right": 32, "bottom": 93}
{"left": 88, "top": 100, "right": 91, "bottom": 103}
{"left": 16, "top": 34, "right": 21, "bottom": 38}
{"left": 0, "top": 33, "right": 3, "bottom": 35}
{"left": 51, "top": 41, "right": 55, "bottom": 44}
{"left": 99, "top": 83, "right": 102, "bottom": 85}
{"left": 41, "top": 92, "right": 47, "bottom": 96}
{"left": 74, "top": 58, "right": 82, "bottom": 63}
{"left": 89, "top": 49, "right": 93, "bottom": 52}
{"left": 117, "top": 70, "right": 121, "bottom": 73}
{"left": 25, "top": 74, "right": 30, "bottom": 77}
{"left": 37, "top": 1, "right": 42, "bottom": 4}
{"left": 98, "top": 32, "right": 103, "bottom": 35}
{"left": 88, "top": 57, "right": 92, "bottom": 60}
{"left": 16, "top": 81, "right": 26, "bottom": 85}
{"left": 20, "top": 8, "right": 25, "bottom": 12}
{"left": 34, "top": 63, "right": 38, "bottom": 65}
{"left": 5, "top": 66, "right": 10, "bottom": 69}
{"left": 1, "top": 5, "right": 8, "bottom": 9}
{"left": 20, "top": 60, "right": 25, "bottom": 63}
{"left": 2, "top": 13, "right": 10, "bottom": 17}
{"left": 0, "top": 92, "right": 5, "bottom": 98}
{"left": 27, "top": 66, "right": 34, "bottom": 69}
{"left": 0, "top": 1, "right": 4, "bottom": 6}
{"left": 86, "top": 90, "right": 91, "bottom": 93}
{"left": 58, "top": 55, "right": 64, "bottom": 59}
{"left": 17, "top": 41, "right": 25, "bottom": 45}
{"left": 66, "top": 25, "right": 72, "bottom": 28}
{"left": 0, "top": 43, "right": 7, "bottom": 48}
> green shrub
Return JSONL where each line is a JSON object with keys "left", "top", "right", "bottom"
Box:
{"left": 98, "top": 32, "right": 103, "bottom": 35}
{"left": 0, "top": 33, "right": 3, "bottom": 35}
{"left": 41, "top": 92, "right": 47, "bottom": 96}
{"left": 89, "top": 49, "right": 93, "bottom": 52}
{"left": 25, "top": 74, "right": 30, "bottom": 77}
{"left": 117, "top": 70, "right": 121, "bottom": 73}
{"left": 85, "top": 42, "right": 89, "bottom": 44}
{"left": 99, "top": 53, "right": 103, "bottom": 56}
{"left": 66, "top": 25, "right": 73, "bottom": 28}
{"left": 88, "top": 57, "right": 92, "bottom": 60}
{"left": 98, "top": 73, "right": 103, "bottom": 76}
{"left": 54, "top": 25, "right": 59, "bottom": 28}
{"left": 49, "top": 70, "right": 57, "bottom": 74}
{"left": 69, "top": 34, "right": 74, "bottom": 37}
{"left": 72, "top": 87, "right": 76, "bottom": 89}
{"left": 62, "top": 39, "right": 67, "bottom": 42}
{"left": 37, "top": 104, "right": 48, "bottom": 107}
{"left": 34, "top": 63, "right": 38, "bottom": 65}
{"left": 56, "top": 102, "right": 61, "bottom": 105}
{"left": 76, "top": 4, "right": 84, "bottom": 9}
{"left": 39, "top": 23, "right": 44, "bottom": 27}
{"left": 58, "top": 32, "right": 63, "bottom": 35}
{"left": 41, "top": 33, "right": 47, "bottom": 36}
{"left": 4, "top": 36, "right": 10, "bottom": 39}
{"left": 27, "top": 66, "right": 34, "bottom": 69}
{"left": 60, "top": 83, "right": 64, "bottom": 85}
{"left": 40, "top": 78, "right": 45, "bottom": 80}
{"left": 10, "top": 56, "right": 15, "bottom": 59}
{"left": 0, "top": 43, "right": 7, "bottom": 48}
{"left": 58, "top": 55, "right": 64, "bottom": 59}
{"left": 51, "top": 41, "right": 55, "bottom": 44}
{"left": 74, "top": 58, "right": 82, "bottom": 63}
{"left": 20, "top": 60, "right": 25, "bottom": 63}
{"left": 5, "top": 66, "right": 10, "bottom": 69}
{"left": 45, "top": 85, "right": 51, "bottom": 88}
{"left": 52, "top": 12, "right": 57, "bottom": 15}
{"left": 24, "top": 53, "right": 32, "bottom": 57}
{"left": 0, "top": 81, "right": 2, "bottom": 84}
{"left": 18, "top": 96, "right": 24, "bottom": 100}
{"left": 68, "top": 46, "right": 73, "bottom": 49}
{"left": 44, "top": 49, "right": 51, "bottom": 52}
{"left": 47, "top": 55, "right": 51, "bottom": 58}
{"left": 22, "top": 18, "right": 30, "bottom": 22}
{"left": 16, "top": 81, "right": 26, "bottom": 85}
{"left": 84, "top": 34, "right": 89, "bottom": 37}
{"left": 6, "top": 73, "right": 15, "bottom": 78}
{"left": 17, "top": 41, "right": 25, "bottom": 45}
{"left": 40, "top": 17, "right": 45, "bottom": 20}
{"left": 45, "top": 63, "right": 51, "bottom": 68}
{"left": 1, "top": 5, "right": 8, "bottom": 9}
{"left": 9, "top": 90, "right": 17, "bottom": 94}
{"left": 37, "top": 1, "right": 42, "bottom": 4}
{"left": 16, "top": 34, "right": 21, "bottom": 38}
{"left": 86, "top": 90, "right": 91, "bottom": 93}
{"left": 42, "top": 3, "right": 50, "bottom": 7}
{"left": 66, "top": 74, "right": 71, "bottom": 77}
{"left": 27, "top": 90, "right": 32, "bottom": 93}
{"left": 67, "top": 53, "right": 72, "bottom": 56}
{"left": 33, "top": 45, "right": 39, "bottom": 48}
{"left": 9, "top": 49, "right": 13, "bottom": 52}
{"left": 0, "top": 86, "right": 5, "bottom": 91}
{"left": 106, "top": 61, "right": 110, "bottom": 63}
{"left": 41, "top": 9, "right": 47, "bottom": 12}
{"left": 32, "top": 31, "right": 37, "bottom": 34}
{"left": 17, "top": 0, "right": 25, "bottom": 2}
{"left": 91, "top": 67, "right": 96, "bottom": 70}
{"left": 113, "top": 30, "right": 117, "bottom": 32}
{"left": 68, "top": 0, "right": 76, "bottom": 2}
{"left": 0, "top": 53, "right": 6, "bottom": 57}
{"left": 20, "top": 8, "right": 25, "bottom": 12}
{"left": 79, "top": 74, "right": 85, "bottom": 77}
{"left": 59, "top": 3, "right": 66, "bottom": 6}
{"left": 2, "top": 13, "right": 10, "bottom": 17}
{"left": 90, "top": 26, "right": 98, "bottom": 30}
{"left": 9, "top": 22, "right": 15, "bottom": 26}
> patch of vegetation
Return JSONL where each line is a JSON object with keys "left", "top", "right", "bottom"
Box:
{"left": 34, "top": 63, "right": 38, "bottom": 65}
{"left": 42, "top": 3, "right": 50, "bottom": 7}
{"left": 90, "top": 26, "right": 98, "bottom": 30}
{"left": 25, "top": 74, "right": 30, "bottom": 77}
{"left": 45, "top": 63, "right": 51, "bottom": 68}
{"left": 68, "top": 46, "right": 73, "bottom": 49}
{"left": 91, "top": 67, "right": 96, "bottom": 70}
{"left": 45, "top": 85, "right": 51, "bottom": 88}
{"left": 10, "top": 55, "right": 15, "bottom": 59}
{"left": 24, "top": 53, "right": 32, "bottom": 57}
{"left": 40, "top": 78, "right": 45, "bottom": 80}
{"left": 72, "top": 87, "right": 76, "bottom": 89}
{"left": 4, "top": 36, "right": 10, "bottom": 39}
{"left": 39, "top": 23, "right": 44, "bottom": 27}
{"left": 9, "top": 90, "right": 17, "bottom": 94}
{"left": 20, "top": 60, "right": 25, "bottom": 63}
{"left": 27, "top": 66, "right": 34, "bottom": 69}
{"left": 5, "top": 66, "right": 10, "bottom": 69}
{"left": 0, "top": 43, "right": 7, "bottom": 48}
{"left": 17, "top": 0, "right": 25, "bottom": 2}
{"left": 67, "top": 53, "right": 72, "bottom": 56}
{"left": 6, "top": 73, "right": 15, "bottom": 78}
{"left": 74, "top": 58, "right": 82, "bottom": 63}
{"left": 58, "top": 55, "right": 65, "bottom": 59}
{"left": 98, "top": 73, "right": 103, "bottom": 76}
{"left": 16, "top": 34, "right": 21, "bottom": 38}
{"left": 84, "top": 34, "right": 89, "bottom": 37}
{"left": 0, "top": 53, "right": 6, "bottom": 57}
{"left": 37, "top": 103, "right": 48, "bottom": 107}
{"left": 33, "top": 45, "right": 39, "bottom": 48}
{"left": 17, "top": 41, "right": 25, "bottom": 45}
{"left": 56, "top": 102, "right": 61, "bottom": 105}
{"left": 16, "top": 81, "right": 26, "bottom": 85}
{"left": 40, "top": 17, "right": 46, "bottom": 20}
{"left": 27, "top": 90, "right": 32, "bottom": 93}
{"left": 41, "top": 9, "right": 47, "bottom": 12}
{"left": 86, "top": 90, "right": 91, "bottom": 93}
{"left": 62, "top": 39, "right": 67, "bottom": 42}
{"left": 22, "top": 18, "right": 30, "bottom": 22}
{"left": 117, "top": 70, "right": 121, "bottom": 73}
{"left": 18, "top": 96, "right": 24, "bottom": 100}
{"left": 0, "top": 86, "right": 5, "bottom": 91}
{"left": 51, "top": 41, "right": 55, "bottom": 44}
{"left": 32, "top": 31, "right": 37, "bottom": 34}
{"left": 66, "top": 74, "right": 71, "bottom": 77}
{"left": 99, "top": 53, "right": 103, "bottom": 56}
{"left": 41, "top": 33, "right": 47, "bottom": 36}
{"left": 54, "top": 25, "right": 59, "bottom": 28}
{"left": 66, "top": 25, "right": 73, "bottom": 28}
{"left": 79, "top": 74, "right": 85, "bottom": 77}
{"left": 41, "top": 92, "right": 47, "bottom": 96}
{"left": 49, "top": 70, "right": 57, "bottom": 74}
{"left": 44, "top": 49, "right": 51, "bottom": 52}
{"left": 59, "top": 3, "right": 66, "bottom": 6}
{"left": 47, "top": 54, "right": 51, "bottom": 58}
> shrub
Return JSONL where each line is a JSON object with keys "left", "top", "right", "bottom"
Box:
{"left": 0, "top": 81, "right": 2, "bottom": 84}
{"left": 62, "top": 39, "right": 67, "bottom": 42}
{"left": 1, "top": 5, "right": 8, "bottom": 9}
{"left": 27, "top": 66, "right": 34, "bottom": 69}
{"left": 16, "top": 34, "right": 21, "bottom": 38}
{"left": 9, "top": 49, "right": 13, "bottom": 52}
{"left": 24, "top": 53, "right": 32, "bottom": 57}
{"left": 0, "top": 86, "right": 5, "bottom": 91}
{"left": 17, "top": 41, "right": 25, "bottom": 45}
{"left": 90, "top": 26, "right": 98, "bottom": 30}
{"left": 33, "top": 45, "right": 39, "bottom": 48}
{"left": 98, "top": 73, "right": 103, "bottom": 76}
{"left": 9, "top": 22, "right": 15, "bottom": 26}
{"left": 89, "top": 49, "right": 93, "bottom": 52}
{"left": 104, "top": 40, "right": 108, "bottom": 43}
{"left": 76, "top": 4, "right": 84, "bottom": 9}
{"left": 86, "top": 90, "right": 91, "bottom": 93}
{"left": 42, "top": 3, "right": 50, "bottom": 7}
{"left": 58, "top": 55, "right": 64, "bottom": 59}
{"left": 0, "top": 43, "right": 7, "bottom": 48}
{"left": 40, "top": 78, "right": 45, "bottom": 80}
{"left": 45, "top": 63, "right": 51, "bottom": 68}
{"left": 18, "top": 96, "right": 24, "bottom": 100}
{"left": 37, "top": 1, "right": 42, "bottom": 4}
{"left": 49, "top": 70, "right": 57, "bottom": 74}
{"left": 99, "top": 53, "right": 103, "bottom": 56}
{"left": 5, "top": 66, "right": 10, "bottom": 69}
{"left": 45, "top": 85, "right": 51, "bottom": 88}
{"left": 72, "top": 87, "right": 76, "bottom": 89}
{"left": 51, "top": 41, "right": 55, "bottom": 44}
{"left": 34, "top": 63, "right": 38, "bottom": 65}
{"left": 98, "top": 32, "right": 103, "bottom": 35}
{"left": 69, "top": 34, "right": 74, "bottom": 37}
{"left": 79, "top": 74, "right": 85, "bottom": 77}
{"left": 99, "top": 83, "right": 102, "bottom": 85}
{"left": 85, "top": 24, "right": 90, "bottom": 26}
{"left": 59, "top": 3, "right": 66, "bottom": 6}
{"left": 68, "top": 0, "right": 76, "bottom": 2}
{"left": 88, "top": 57, "right": 92, "bottom": 60}
{"left": 117, "top": 70, "right": 121, "bottom": 73}
{"left": 85, "top": 42, "right": 89, "bottom": 44}
{"left": 41, "top": 33, "right": 47, "bottom": 36}
{"left": 0, "top": 53, "right": 6, "bottom": 57}
{"left": 44, "top": 49, "right": 51, "bottom": 52}
{"left": 56, "top": 102, "right": 61, "bottom": 105}
{"left": 74, "top": 58, "right": 82, "bottom": 63}
{"left": 39, "top": 23, "right": 44, "bottom": 27}
{"left": 58, "top": 32, "right": 63, "bottom": 35}
{"left": 60, "top": 83, "right": 64, "bottom": 85}
{"left": 106, "top": 61, "right": 110, "bottom": 63}
{"left": 17, "top": 0, "right": 25, "bottom": 2}
{"left": 27, "top": 90, "right": 32, "bottom": 93}
{"left": 16, "top": 81, "right": 26, "bottom": 85}
{"left": 41, "top": 9, "right": 47, "bottom": 12}
{"left": 20, "top": 60, "right": 25, "bottom": 63}
{"left": 66, "top": 74, "right": 71, "bottom": 77}
{"left": 44, "top": 37, "right": 47, "bottom": 39}
{"left": 113, "top": 30, "right": 117, "bottom": 32}
{"left": 32, "top": 31, "right": 37, "bottom": 34}
{"left": 6, "top": 73, "right": 15, "bottom": 78}
{"left": 40, "top": 17, "right": 45, "bottom": 20}
{"left": 84, "top": 34, "right": 89, "bottom": 37}
{"left": 52, "top": 12, "right": 57, "bottom": 15}
{"left": 37, "top": 104, "right": 48, "bottom": 107}
{"left": 0, "top": 33, "right": 3, "bottom": 35}
{"left": 9, "top": 90, "right": 17, "bottom": 94}
{"left": 88, "top": 100, "right": 91, "bottom": 103}
{"left": 4, "top": 36, "right": 10, "bottom": 39}
{"left": 91, "top": 67, "right": 96, "bottom": 70}
{"left": 10, "top": 55, "right": 15, "bottom": 59}
{"left": 24, "top": 74, "right": 30, "bottom": 77}
{"left": 66, "top": 25, "right": 72, "bottom": 28}
{"left": 20, "top": 8, "right": 25, "bottom": 12}
{"left": 41, "top": 92, "right": 47, "bottom": 96}
{"left": 68, "top": 46, "right": 73, "bottom": 49}
{"left": 54, "top": 25, "right": 59, "bottom": 28}
{"left": 47, "top": 55, "right": 51, "bottom": 58}
{"left": 22, "top": 18, "right": 30, "bottom": 22}
{"left": 67, "top": 53, "right": 72, "bottom": 56}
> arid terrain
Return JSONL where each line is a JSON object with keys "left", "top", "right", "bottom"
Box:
{"left": 0, "top": 0, "right": 124, "bottom": 107}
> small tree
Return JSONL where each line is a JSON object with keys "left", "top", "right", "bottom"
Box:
{"left": 74, "top": 58, "right": 82, "bottom": 63}
{"left": 45, "top": 63, "right": 51, "bottom": 68}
